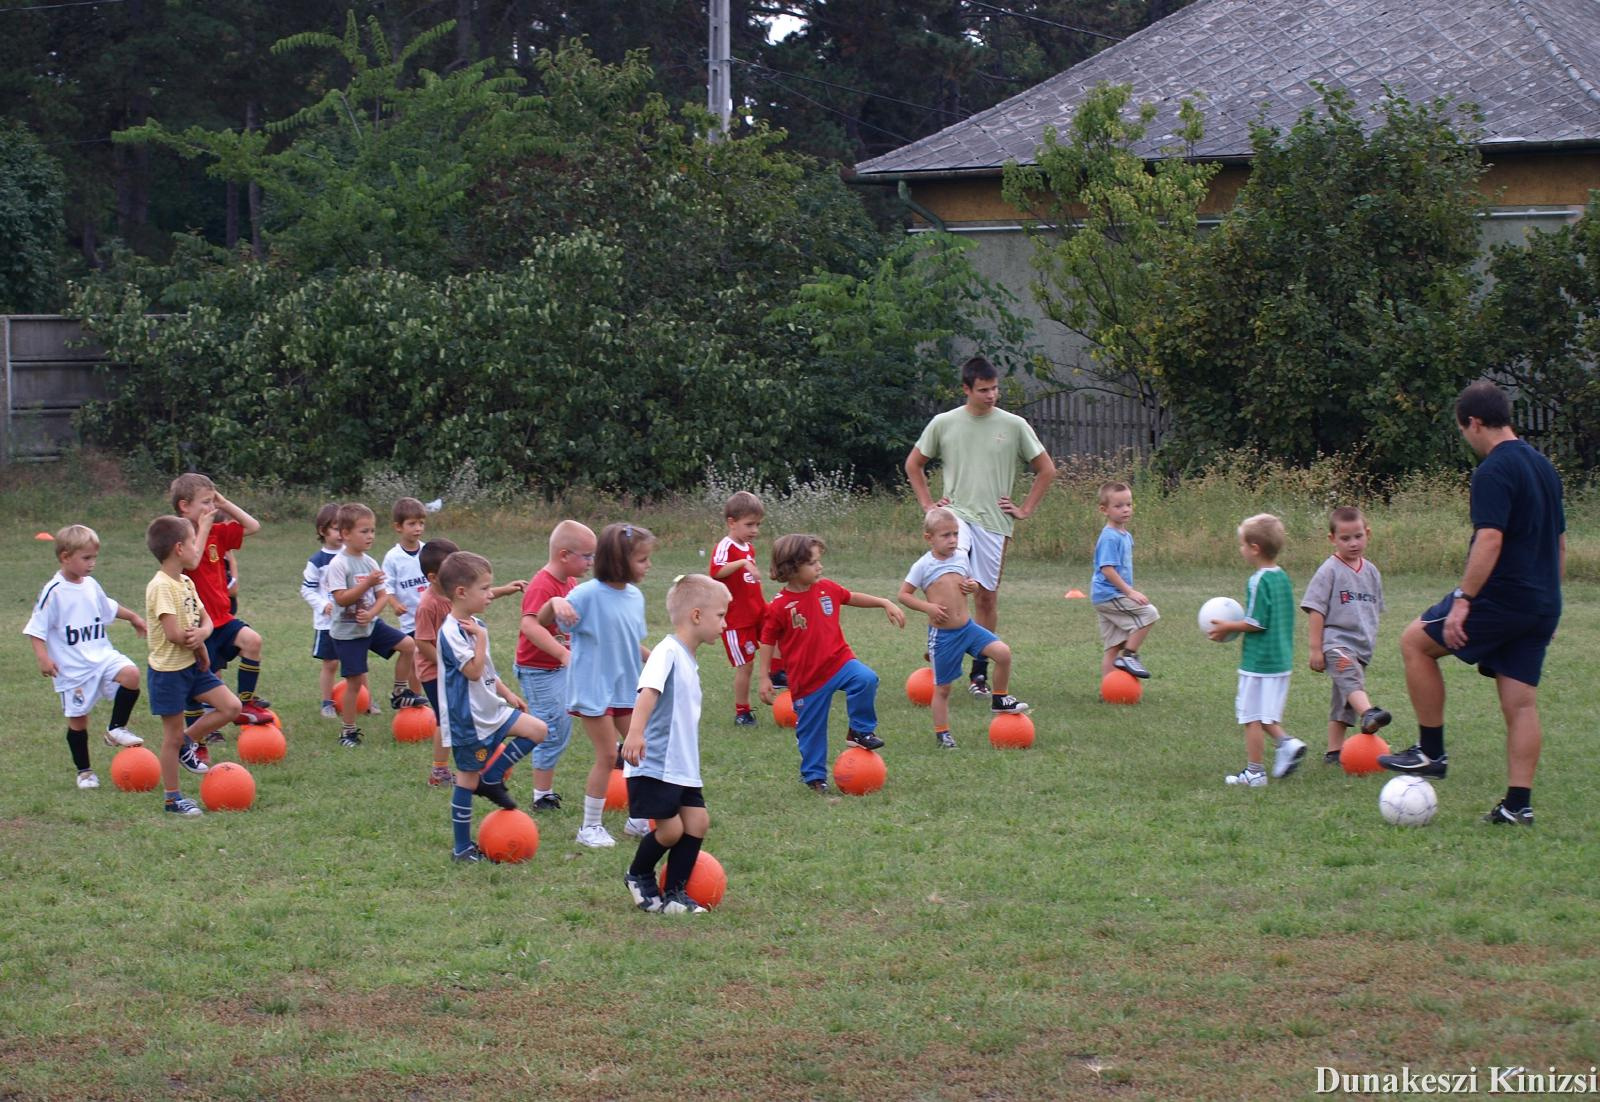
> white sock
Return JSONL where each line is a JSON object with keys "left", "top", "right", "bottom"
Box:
{"left": 534, "top": 788, "right": 552, "bottom": 801}
{"left": 583, "top": 794, "right": 604, "bottom": 829}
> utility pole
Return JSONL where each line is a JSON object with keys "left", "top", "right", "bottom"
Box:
{"left": 708, "top": 0, "right": 732, "bottom": 138}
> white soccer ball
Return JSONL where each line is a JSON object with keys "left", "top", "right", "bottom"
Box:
{"left": 1379, "top": 776, "right": 1439, "bottom": 827}
{"left": 1198, "top": 596, "right": 1245, "bottom": 642}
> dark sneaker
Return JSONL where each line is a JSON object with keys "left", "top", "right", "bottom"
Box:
{"left": 659, "top": 889, "right": 709, "bottom": 915}
{"left": 1113, "top": 652, "right": 1152, "bottom": 679}
{"left": 846, "top": 729, "right": 884, "bottom": 751}
{"left": 165, "top": 795, "right": 203, "bottom": 816}
{"left": 1323, "top": 750, "right": 1342, "bottom": 766}
{"left": 391, "top": 688, "right": 429, "bottom": 710}
{"left": 1483, "top": 801, "right": 1533, "bottom": 826}
{"left": 734, "top": 710, "right": 757, "bottom": 727}
{"left": 770, "top": 670, "right": 788, "bottom": 689}
{"left": 179, "top": 739, "right": 209, "bottom": 774}
{"left": 475, "top": 778, "right": 517, "bottom": 810}
{"left": 804, "top": 779, "right": 830, "bottom": 794}
{"left": 625, "top": 872, "right": 665, "bottom": 913}
{"left": 934, "top": 730, "right": 957, "bottom": 749}
{"left": 614, "top": 741, "right": 625, "bottom": 770}
{"left": 204, "top": 730, "right": 227, "bottom": 746}
{"left": 532, "top": 793, "right": 563, "bottom": 811}
{"left": 1379, "top": 744, "right": 1448, "bottom": 778}
{"left": 990, "top": 694, "right": 1031, "bottom": 715}
{"left": 967, "top": 675, "right": 991, "bottom": 697}
{"left": 1360, "top": 707, "right": 1392, "bottom": 735}
{"left": 237, "top": 701, "right": 277, "bottom": 726}
{"left": 452, "top": 844, "right": 485, "bottom": 863}
{"left": 339, "top": 728, "right": 364, "bottom": 748}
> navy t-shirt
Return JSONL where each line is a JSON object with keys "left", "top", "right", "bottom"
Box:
{"left": 1470, "top": 438, "right": 1564, "bottom": 614}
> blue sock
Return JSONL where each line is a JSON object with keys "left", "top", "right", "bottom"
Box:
{"left": 237, "top": 657, "right": 261, "bottom": 701}
{"left": 482, "top": 736, "right": 536, "bottom": 785}
{"left": 451, "top": 786, "right": 474, "bottom": 853}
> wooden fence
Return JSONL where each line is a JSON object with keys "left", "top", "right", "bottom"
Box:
{"left": 1017, "top": 387, "right": 1169, "bottom": 458}
{"left": 1, "top": 316, "right": 119, "bottom": 462}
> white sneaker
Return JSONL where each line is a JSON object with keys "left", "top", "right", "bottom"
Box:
{"left": 1272, "top": 737, "right": 1308, "bottom": 779}
{"left": 575, "top": 824, "right": 616, "bottom": 848}
{"left": 1225, "top": 767, "right": 1267, "bottom": 787}
{"left": 623, "top": 817, "right": 651, "bottom": 838}
{"left": 103, "top": 727, "right": 143, "bottom": 748}
{"left": 76, "top": 770, "right": 101, "bottom": 789}
{"left": 320, "top": 703, "right": 338, "bottom": 720}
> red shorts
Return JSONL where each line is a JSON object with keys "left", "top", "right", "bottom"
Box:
{"left": 570, "top": 707, "right": 634, "bottom": 719}
{"left": 721, "top": 625, "right": 761, "bottom": 668}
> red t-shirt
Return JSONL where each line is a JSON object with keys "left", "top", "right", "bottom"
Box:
{"left": 711, "top": 536, "right": 767, "bottom": 630}
{"left": 515, "top": 567, "right": 578, "bottom": 669}
{"left": 413, "top": 587, "right": 451, "bottom": 683}
{"left": 759, "top": 578, "right": 854, "bottom": 697}
{"left": 186, "top": 519, "right": 243, "bottom": 627}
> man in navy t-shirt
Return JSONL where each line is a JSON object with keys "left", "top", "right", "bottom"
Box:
{"left": 1380, "top": 383, "right": 1565, "bottom": 826}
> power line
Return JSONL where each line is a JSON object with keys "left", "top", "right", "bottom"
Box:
{"left": 732, "top": 56, "right": 966, "bottom": 120}
{"left": 742, "top": 66, "right": 918, "bottom": 145}
{"left": 964, "top": 1, "right": 1123, "bottom": 42}
{"left": 0, "top": 0, "right": 127, "bottom": 13}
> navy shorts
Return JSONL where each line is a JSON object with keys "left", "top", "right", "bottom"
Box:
{"left": 205, "top": 617, "right": 250, "bottom": 671}
{"left": 311, "top": 629, "right": 337, "bottom": 661}
{"left": 1420, "top": 592, "right": 1559, "bottom": 688}
{"left": 148, "top": 665, "right": 225, "bottom": 717}
{"left": 333, "top": 620, "right": 407, "bottom": 677}
{"left": 626, "top": 775, "right": 705, "bottom": 821}
{"left": 450, "top": 713, "right": 519, "bottom": 774}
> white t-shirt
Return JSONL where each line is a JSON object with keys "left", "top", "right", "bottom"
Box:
{"left": 24, "top": 572, "right": 133, "bottom": 691}
{"left": 903, "top": 549, "right": 970, "bottom": 595}
{"left": 325, "top": 550, "right": 382, "bottom": 640}
{"left": 382, "top": 542, "right": 427, "bottom": 633}
{"left": 623, "top": 634, "right": 702, "bottom": 788}
{"left": 301, "top": 546, "right": 340, "bottom": 631}
{"left": 437, "top": 614, "right": 514, "bottom": 748}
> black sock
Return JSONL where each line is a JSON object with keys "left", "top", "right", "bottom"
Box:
{"left": 1419, "top": 725, "right": 1445, "bottom": 759}
{"left": 629, "top": 833, "right": 669, "bottom": 879}
{"left": 1504, "top": 786, "right": 1531, "bottom": 813}
{"left": 663, "top": 833, "right": 704, "bottom": 894}
{"left": 66, "top": 728, "right": 91, "bottom": 771}
{"left": 970, "top": 656, "right": 990, "bottom": 682}
{"left": 109, "top": 685, "right": 140, "bottom": 730}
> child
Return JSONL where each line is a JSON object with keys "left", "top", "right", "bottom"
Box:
{"left": 899, "top": 508, "right": 1029, "bottom": 749}
{"left": 710, "top": 491, "right": 769, "bottom": 726}
{"left": 1092, "top": 480, "right": 1159, "bottom": 679}
{"left": 1301, "top": 506, "right": 1391, "bottom": 764}
{"left": 382, "top": 496, "right": 431, "bottom": 712}
{"left": 514, "top": 520, "right": 597, "bottom": 811}
{"left": 324, "top": 502, "right": 423, "bottom": 747}
{"left": 170, "top": 474, "right": 273, "bottom": 733}
{"left": 758, "top": 533, "right": 906, "bottom": 792}
{"left": 412, "top": 538, "right": 461, "bottom": 786}
{"left": 1207, "top": 514, "right": 1307, "bottom": 786}
{"left": 143, "top": 516, "right": 242, "bottom": 814}
{"left": 25, "top": 525, "right": 149, "bottom": 789}
{"left": 301, "top": 503, "right": 344, "bottom": 720}
{"left": 434, "top": 551, "right": 548, "bottom": 862}
{"left": 540, "top": 522, "right": 655, "bottom": 848}
{"left": 621, "top": 573, "right": 730, "bottom": 914}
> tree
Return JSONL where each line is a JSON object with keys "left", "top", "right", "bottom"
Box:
{"left": 0, "top": 121, "right": 67, "bottom": 313}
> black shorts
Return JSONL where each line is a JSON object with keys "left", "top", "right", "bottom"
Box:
{"left": 1420, "top": 592, "right": 1559, "bottom": 688}
{"left": 626, "top": 775, "right": 705, "bottom": 821}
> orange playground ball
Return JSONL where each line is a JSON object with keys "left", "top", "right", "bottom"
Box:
{"left": 772, "top": 690, "right": 797, "bottom": 728}
{"left": 905, "top": 666, "right": 935, "bottom": 707}
{"left": 657, "top": 850, "right": 727, "bottom": 908}
{"left": 478, "top": 808, "right": 540, "bottom": 863}
{"left": 1340, "top": 732, "right": 1391, "bottom": 775}
{"left": 111, "top": 746, "right": 161, "bottom": 791}
{"left": 237, "top": 723, "right": 287, "bottom": 764}
{"left": 331, "top": 681, "right": 371, "bottom": 713}
{"left": 833, "top": 745, "right": 887, "bottom": 795}
{"left": 604, "top": 768, "right": 629, "bottom": 811}
{"left": 988, "top": 712, "right": 1036, "bottom": 749}
{"left": 1100, "top": 669, "right": 1143, "bottom": 705}
{"left": 392, "top": 705, "right": 437, "bottom": 743}
{"left": 200, "top": 761, "right": 256, "bottom": 811}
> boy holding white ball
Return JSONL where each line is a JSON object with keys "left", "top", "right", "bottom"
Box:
{"left": 1300, "top": 506, "right": 1390, "bottom": 765}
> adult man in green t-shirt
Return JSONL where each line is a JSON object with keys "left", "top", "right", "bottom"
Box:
{"left": 905, "top": 356, "right": 1056, "bottom": 695}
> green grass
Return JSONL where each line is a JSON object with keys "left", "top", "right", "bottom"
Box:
{"left": 2, "top": 469, "right": 1598, "bottom": 1100}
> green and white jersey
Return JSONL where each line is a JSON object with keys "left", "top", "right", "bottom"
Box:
{"left": 1240, "top": 565, "right": 1294, "bottom": 675}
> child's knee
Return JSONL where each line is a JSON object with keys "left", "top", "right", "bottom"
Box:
{"left": 115, "top": 665, "right": 141, "bottom": 689}
{"left": 983, "top": 640, "right": 1011, "bottom": 663}
{"left": 212, "top": 693, "right": 242, "bottom": 723}
{"left": 398, "top": 636, "right": 416, "bottom": 654}
{"left": 239, "top": 627, "right": 262, "bottom": 656}
{"left": 518, "top": 714, "right": 548, "bottom": 743}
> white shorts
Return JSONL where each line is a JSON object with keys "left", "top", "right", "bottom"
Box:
{"left": 955, "top": 517, "right": 1009, "bottom": 592}
{"left": 57, "top": 652, "right": 138, "bottom": 719}
{"left": 1235, "top": 671, "right": 1290, "bottom": 725}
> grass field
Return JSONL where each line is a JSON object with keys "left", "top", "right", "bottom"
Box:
{"left": 2, "top": 471, "right": 1597, "bottom": 1101}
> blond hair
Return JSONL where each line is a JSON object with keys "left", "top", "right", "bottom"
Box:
{"left": 666, "top": 573, "right": 730, "bottom": 622}
{"left": 923, "top": 506, "right": 958, "bottom": 533}
{"left": 54, "top": 524, "right": 99, "bottom": 559}
{"left": 1238, "top": 514, "right": 1287, "bottom": 560}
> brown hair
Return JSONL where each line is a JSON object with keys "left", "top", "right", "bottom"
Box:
{"left": 724, "top": 491, "right": 765, "bottom": 521}
{"left": 1328, "top": 506, "right": 1365, "bottom": 532}
{"left": 314, "top": 502, "right": 340, "bottom": 542}
{"left": 168, "top": 472, "right": 215, "bottom": 512}
{"left": 438, "top": 551, "right": 492, "bottom": 597}
{"left": 336, "top": 502, "right": 375, "bottom": 533}
{"left": 1097, "top": 481, "right": 1131, "bottom": 507}
{"left": 419, "top": 538, "right": 460, "bottom": 579}
{"left": 146, "top": 515, "right": 195, "bottom": 562}
{"left": 54, "top": 524, "right": 99, "bottom": 559}
{"left": 391, "top": 496, "right": 426, "bottom": 524}
{"left": 1238, "top": 514, "right": 1287, "bottom": 560}
{"left": 771, "top": 533, "right": 825, "bottom": 583}
{"left": 595, "top": 523, "right": 655, "bottom": 585}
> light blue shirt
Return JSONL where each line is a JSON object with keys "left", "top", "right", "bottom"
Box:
{"left": 565, "top": 579, "right": 647, "bottom": 716}
{"left": 1091, "top": 525, "right": 1134, "bottom": 604}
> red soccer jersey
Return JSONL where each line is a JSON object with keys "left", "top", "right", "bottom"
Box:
{"left": 515, "top": 567, "right": 578, "bottom": 669}
{"left": 711, "top": 536, "right": 767, "bottom": 630}
{"left": 759, "top": 578, "right": 854, "bottom": 697}
{"left": 413, "top": 587, "right": 451, "bottom": 683}
{"left": 186, "top": 519, "right": 243, "bottom": 627}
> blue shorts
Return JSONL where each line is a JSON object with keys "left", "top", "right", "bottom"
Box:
{"left": 450, "top": 713, "right": 519, "bottom": 774}
{"left": 148, "top": 665, "right": 225, "bottom": 717}
{"left": 516, "top": 664, "right": 573, "bottom": 770}
{"left": 333, "top": 621, "right": 407, "bottom": 677}
{"left": 206, "top": 617, "right": 250, "bottom": 671}
{"left": 1420, "top": 592, "right": 1559, "bottom": 688}
{"left": 311, "top": 629, "right": 337, "bottom": 662}
{"left": 928, "top": 619, "right": 1000, "bottom": 686}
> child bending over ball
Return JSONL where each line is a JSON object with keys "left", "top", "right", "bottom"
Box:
{"left": 1092, "top": 481, "right": 1159, "bottom": 679}
{"left": 621, "top": 573, "right": 730, "bottom": 914}
{"left": 435, "top": 552, "right": 547, "bottom": 861}
{"left": 25, "top": 525, "right": 149, "bottom": 790}
{"left": 899, "top": 507, "right": 1029, "bottom": 750}
{"left": 1301, "top": 506, "right": 1390, "bottom": 765}
{"left": 758, "top": 534, "right": 905, "bottom": 793}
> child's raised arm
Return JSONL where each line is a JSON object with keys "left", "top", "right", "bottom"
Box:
{"left": 848, "top": 591, "right": 907, "bottom": 628}
{"left": 116, "top": 603, "right": 148, "bottom": 638}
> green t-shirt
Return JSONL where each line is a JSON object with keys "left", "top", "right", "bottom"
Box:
{"left": 1240, "top": 565, "right": 1294, "bottom": 675}
{"left": 913, "top": 405, "right": 1046, "bottom": 537}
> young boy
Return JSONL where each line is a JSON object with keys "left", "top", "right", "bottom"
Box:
{"left": 1301, "top": 506, "right": 1392, "bottom": 764}
{"left": 301, "top": 503, "right": 344, "bottom": 720}
{"left": 1208, "top": 514, "right": 1306, "bottom": 786}
{"left": 757, "top": 534, "right": 906, "bottom": 793}
{"left": 899, "top": 507, "right": 1029, "bottom": 749}
{"left": 514, "top": 520, "right": 597, "bottom": 811}
{"left": 710, "top": 492, "right": 770, "bottom": 726}
{"left": 143, "top": 516, "right": 242, "bottom": 815}
{"left": 381, "top": 496, "right": 431, "bottom": 712}
{"left": 170, "top": 474, "right": 273, "bottom": 732}
{"left": 434, "top": 551, "right": 548, "bottom": 862}
{"left": 25, "top": 525, "right": 149, "bottom": 789}
{"left": 621, "top": 573, "right": 729, "bottom": 914}
{"left": 413, "top": 538, "right": 461, "bottom": 785}
{"left": 325, "top": 502, "right": 423, "bottom": 747}
{"left": 1092, "top": 481, "right": 1159, "bottom": 679}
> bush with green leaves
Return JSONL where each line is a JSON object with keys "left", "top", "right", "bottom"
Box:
{"left": 0, "top": 120, "right": 67, "bottom": 313}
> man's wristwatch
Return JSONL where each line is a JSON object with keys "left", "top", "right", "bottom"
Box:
{"left": 1451, "top": 587, "right": 1475, "bottom": 602}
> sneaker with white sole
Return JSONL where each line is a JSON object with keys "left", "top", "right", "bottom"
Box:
{"left": 165, "top": 795, "right": 203, "bottom": 816}
{"left": 390, "top": 688, "right": 429, "bottom": 710}
{"left": 734, "top": 710, "right": 757, "bottom": 727}
{"left": 845, "top": 729, "right": 884, "bottom": 751}
{"left": 1271, "top": 737, "right": 1307, "bottom": 779}
{"left": 339, "top": 728, "right": 364, "bottom": 748}
{"left": 967, "top": 675, "right": 991, "bottom": 697}
{"left": 934, "top": 730, "right": 957, "bottom": 749}
{"left": 1225, "top": 766, "right": 1267, "bottom": 787}
{"left": 321, "top": 703, "right": 339, "bottom": 720}
{"left": 625, "top": 872, "right": 665, "bottom": 912}
{"left": 1113, "top": 652, "right": 1152, "bottom": 679}
{"left": 659, "top": 888, "right": 709, "bottom": 915}
{"left": 452, "top": 843, "right": 485, "bottom": 863}
{"left": 76, "top": 770, "right": 100, "bottom": 790}
{"left": 531, "top": 793, "right": 562, "bottom": 811}
{"left": 623, "top": 817, "right": 651, "bottom": 838}
{"left": 103, "top": 727, "right": 143, "bottom": 748}
{"left": 1483, "top": 801, "right": 1533, "bottom": 826}
{"left": 1378, "top": 744, "right": 1448, "bottom": 778}
{"left": 990, "top": 694, "right": 1031, "bottom": 715}
{"left": 576, "top": 824, "right": 616, "bottom": 848}
{"left": 178, "top": 739, "right": 209, "bottom": 774}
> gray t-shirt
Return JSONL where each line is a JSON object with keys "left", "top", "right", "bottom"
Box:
{"left": 325, "top": 550, "right": 382, "bottom": 640}
{"left": 1300, "top": 555, "right": 1384, "bottom": 664}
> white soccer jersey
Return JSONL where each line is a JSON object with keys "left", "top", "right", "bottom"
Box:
{"left": 623, "top": 634, "right": 702, "bottom": 788}
{"left": 24, "top": 572, "right": 131, "bottom": 692}
{"left": 382, "top": 543, "right": 428, "bottom": 633}
{"left": 437, "top": 614, "right": 514, "bottom": 748}
{"left": 301, "top": 546, "right": 340, "bottom": 631}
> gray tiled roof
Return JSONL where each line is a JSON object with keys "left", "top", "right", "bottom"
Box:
{"left": 854, "top": 0, "right": 1600, "bottom": 179}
